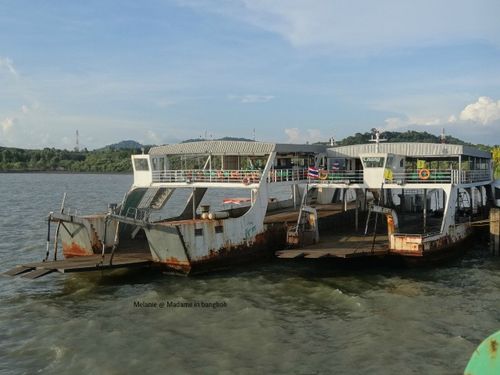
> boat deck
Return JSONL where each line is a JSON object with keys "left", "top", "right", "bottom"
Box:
{"left": 4, "top": 253, "right": 153, "bottom": 279}
{"left": 276, "top": 234, "right": 389, "bottom": 259}
{"left": 265, "top": 202, "right": 355, "bottom": 224}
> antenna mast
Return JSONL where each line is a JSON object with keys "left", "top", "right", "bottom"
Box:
{"left": 369, "top": 129, "right": 387, "bottom": 153}
{"left": 75, "top": 130, "right": 80, "bottom": 152}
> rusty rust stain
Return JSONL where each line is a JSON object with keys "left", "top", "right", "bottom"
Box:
{"left": 160, "top": 257, "right": 191, "bottom": 273}
{"left": 62, "top": 242, "right": 93, "bottom": 258}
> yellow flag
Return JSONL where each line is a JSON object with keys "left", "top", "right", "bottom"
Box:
{"left": 417, "top": 159, "right": 426, "bottom": 169}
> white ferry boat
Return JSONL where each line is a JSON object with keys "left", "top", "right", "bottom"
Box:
{"left": 6, "top": 137, "right": 498, "bottom": 278}
{"left": 39, "top": 141, "right": 326, "bottom": 274}
{"left": 278, "top": 135, "right": 496, "bottom": 263}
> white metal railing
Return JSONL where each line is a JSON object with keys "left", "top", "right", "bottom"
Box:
{"left": 267, "top": 168, "right": 308, "bottom": 182}
{"left": 386, "top": 169, "right": 491, "bottom": 184}
{"left": 308, "top": 170, "right": 364, "bottom": 184}
{"left": 152, "top": 169, "right": 263, "bottom": 184}
{"left": 459, "top": 169, "right": 491, "bottom": 183}
{"left": 152, "top": 168, "right": 314, "bottom": 185}
{"left": 388, "top": 169, "right": 452, "bottom": 184}
{"left": 152, "top": 167, "right": 491, "bottom": 186}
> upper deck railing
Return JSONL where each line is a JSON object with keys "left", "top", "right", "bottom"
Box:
{"left": 152, "top": 169, "right": 263, "bottom": 184}
{"left": 151, "top": 168, "right": 314, "bottom": 184}
{"left": 307, "top": 170, "right": 364, "bottom": 184}
{"left": 151, "top": 168, "right": 490, "bottom": 186}
{"left": 385, "top": 169, "right": 491, "bottom": 184}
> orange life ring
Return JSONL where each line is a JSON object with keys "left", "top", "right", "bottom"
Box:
{"left": 418, "top": 169, "right": 431, "bottom": 180}
{"left": 319, "top": 170, "right": 328, "bottom": 180}
{"left": 242, "top": 177, "right": 251, "bottom": 185}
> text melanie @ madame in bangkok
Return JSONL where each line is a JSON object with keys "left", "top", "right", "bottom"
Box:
{"left": 134, "top": 300, "right": 228, "bottom": 309}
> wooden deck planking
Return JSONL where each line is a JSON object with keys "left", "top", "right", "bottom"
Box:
{"left": 21, "top": 269, "right": 56, "bottom": 279}
{"left": 7, "top": 253, "right": 153, "bottom": 277}
{"left": 3, "top": 266, "right": 35, "bottom": 276}
{"left": 264, "top": 203, "right": 355, "bottom": 224}
{"left": 276, "top": 234, "right": 389, "bottom": 259}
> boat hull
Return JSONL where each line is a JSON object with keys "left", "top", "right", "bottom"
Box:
{"left": 146, "top": 222, "right": 288, "bottom": 275}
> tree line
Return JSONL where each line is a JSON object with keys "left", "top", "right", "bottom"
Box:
{"left": 0, "top": 131, "right": 499, "bottom": 176}
{"left": 0, "top": 147, "right": 140, "bottom": 172}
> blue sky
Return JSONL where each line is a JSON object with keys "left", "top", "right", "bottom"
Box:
{"left": 1, "top": 0, "right": 500, "bottom": 149}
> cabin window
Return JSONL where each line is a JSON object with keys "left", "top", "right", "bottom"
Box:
{"left": 134, "top": 158, "right": 149, "bottom": 171}
{"left": 215, "top": 225, "right": 224, "bottom": 233}
{"left": 152, "top": 157, "right": 165, "bottom": 171}
{"left": 195, "top": 228, "right": 203, "bottom": 236}
{"left": 362, "top": 157, "right": 385, "bottom": 168}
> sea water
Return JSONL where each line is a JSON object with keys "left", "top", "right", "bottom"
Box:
{"left": 0, "top": 173, "right": 499, "bottom": 375}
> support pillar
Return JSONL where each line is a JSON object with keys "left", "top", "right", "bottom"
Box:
{"left": 491, "top": 208, "right": 500, "bottom": 256}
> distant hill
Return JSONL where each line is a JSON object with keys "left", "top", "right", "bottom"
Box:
{"left": 103, "top": 140, "right": 144, "bottom": 150}
{"left": 317, "top": 130, "right": 492, "bottom": 152}
{"left": 333, "top": 130, "right": 464, "bottom": 146}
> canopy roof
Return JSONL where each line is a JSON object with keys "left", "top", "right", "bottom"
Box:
{"left": 149, "top": 141, "right": 325, "bottom": 156}
{"left": 327, "top": 143, "right": 490, "bottom": 159}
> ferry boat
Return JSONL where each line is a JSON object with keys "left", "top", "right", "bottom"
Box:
{"left": 277, "top": 133, "right": 496, "bottom": 263}
{"left": 5, "top": 137, "right": 498, "bottom": 279}
{"left": 25, "top": 141, "right": 329, "bottom": 275}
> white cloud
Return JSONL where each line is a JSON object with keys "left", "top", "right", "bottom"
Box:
{"left": 179, "top": 0, "right": 500, "bottom": 52}
{"left": 284, "top": 127, "right": 301, "bottom": 143}
{"left": 383, "top": 117, "right": 406, "bottom": 130}
{"left": 284, "top": 127, "right": 325, "bottom": 143}
{"left": 229, "top": 94, "right": 275, "bottom": 103}
{"left": 383, "top": 115, "right": 443, "bottom": 131}
{"left": 1, "top": 117, "right": 15, "bottom": 134}
{"left": 144, "top": 130, "right": 162, "bottom": 145}
{"left": 21, "top": 105, "right": 29, "bottom": 114}
{"left": 381, "top": 96, "right": 500, "bottom": 133}
{"left": 0, "top": 57, "right": 18, "bottom": 76}
{"left": 459, "top": 96, "right": 500, "bottom": 125}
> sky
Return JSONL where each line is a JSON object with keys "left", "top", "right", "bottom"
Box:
{"left": 1, "top": 0, "right": 500, "bottom": 149}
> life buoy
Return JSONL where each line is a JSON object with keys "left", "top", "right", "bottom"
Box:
{"left": 242, "top": 177, "right": 251, "bottom": 185}
{"left": 418, "top": 168, "right": 431, "bottom": 180}
{"left": 319, "top": 170, "right": 328, "bottom": 180}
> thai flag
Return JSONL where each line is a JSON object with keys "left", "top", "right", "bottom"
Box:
{"left": 308, "top": 166, "right": 319, "bottom": 179}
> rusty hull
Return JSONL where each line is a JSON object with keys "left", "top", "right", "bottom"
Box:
{"left": 146, "top": 221, "right": 287, "bottom": 275}
{"left": 54, "top": 214, "right": 118, "bottom": 258}
{"left": 389, "top": 230, "right": 473, "bottom": 265}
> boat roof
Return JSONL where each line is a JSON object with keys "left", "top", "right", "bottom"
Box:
{"left": 149, "top": 140, "right": 325, "bottom": 156}
{"left": 327, "top": 143, "right": 490, "bottom": 159}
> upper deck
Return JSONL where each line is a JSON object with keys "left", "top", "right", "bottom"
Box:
{"left": 131, "top": 141, "right": 493, "bottom": 189}
{"left": 132, "top": 140, "right": 324, "bottom": 188}
{"left": 320, "top": 142, "right": 492, "bottom": 188}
